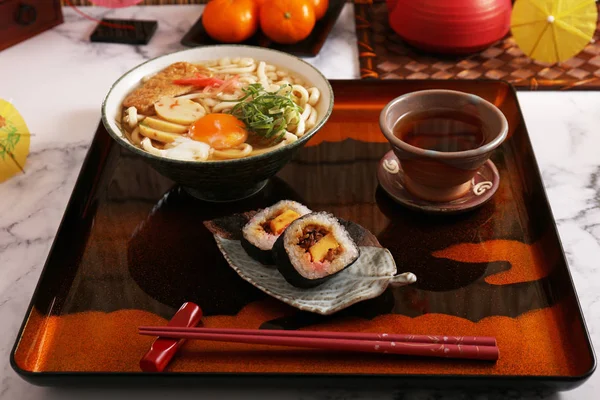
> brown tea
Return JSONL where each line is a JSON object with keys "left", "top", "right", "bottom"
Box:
{"left": 393, "top": 109, "right": 486, "bottom": 152}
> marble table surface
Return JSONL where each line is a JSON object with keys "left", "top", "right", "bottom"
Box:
{"left": 0, "top": 4, "right": 598, "bottom": 400}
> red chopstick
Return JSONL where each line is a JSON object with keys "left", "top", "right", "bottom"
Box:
{"left": 138, "top": 326, "right": 498, "bottom": 361}
{"left": 139, "top": 326, "right": 496, "bottom": 346}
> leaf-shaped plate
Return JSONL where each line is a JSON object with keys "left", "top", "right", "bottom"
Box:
{"left": 205, "top": 213, "right": 417, "bottom": 315}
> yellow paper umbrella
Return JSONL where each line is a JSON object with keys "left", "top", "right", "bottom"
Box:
{"left": 511, "top": 0, "right": 598, "bottom": 63}
{"left": 0, "top": 99, "right": 30, "bottom": 182}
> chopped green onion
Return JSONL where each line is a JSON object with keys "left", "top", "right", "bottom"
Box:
{"left": 228, "top": 84, "right": 302, "bottom": 141}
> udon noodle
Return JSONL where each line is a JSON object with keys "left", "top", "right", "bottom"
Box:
{"left": 119, "top": 57, "right": 321, "bottom": 162}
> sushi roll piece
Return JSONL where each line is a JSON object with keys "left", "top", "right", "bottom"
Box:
{"left": 241, "top": 200, "right": 312, "bottom": 264}
{"left": 273, "top": 212, "right": 360, "bottom": 288}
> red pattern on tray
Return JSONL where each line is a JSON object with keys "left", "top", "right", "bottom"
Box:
{"left": 14, "top": 298, "right": 590, "bottom": 376}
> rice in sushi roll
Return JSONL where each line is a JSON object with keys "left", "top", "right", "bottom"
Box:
{"left": 241, "top": 200, "right": 312, "bottom": 264}
{"left": 273, "top": 212, "right": 360, "bottom": 288}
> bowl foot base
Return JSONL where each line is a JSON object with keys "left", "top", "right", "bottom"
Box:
{"left": 183, "top": 180, "right": 268, "bottom": 202}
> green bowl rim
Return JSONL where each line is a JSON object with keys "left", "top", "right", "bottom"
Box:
{"left": 101, "top": 44, "right": 335, "bottom": 166}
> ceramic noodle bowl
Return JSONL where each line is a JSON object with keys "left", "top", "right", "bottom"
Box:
{"left": 102, "top": 45, "right": 334, "bottom": 202}
{"left": 379, "top": 90, "right": 508, "bottom": 203}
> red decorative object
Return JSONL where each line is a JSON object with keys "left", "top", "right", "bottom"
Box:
{"left": 387, "top": 0, "right": 512, "bottom": 54}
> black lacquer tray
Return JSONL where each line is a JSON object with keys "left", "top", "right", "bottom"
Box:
{"left": 10, "top": 80, "right": 595, "bottom": 391}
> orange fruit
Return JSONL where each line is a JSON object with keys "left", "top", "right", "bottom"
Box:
{"left": 202, "top": 0, "right": 259, "bottom": 43}
{"left": 260, "top": 0, "right": 316, "bottom": 44}
{"left": 311, "top": 0, "right": 328, "bottom": 20}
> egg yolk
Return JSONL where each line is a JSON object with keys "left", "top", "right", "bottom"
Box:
{"left": 188, "top": 114, "right": 248, "bottom": 150}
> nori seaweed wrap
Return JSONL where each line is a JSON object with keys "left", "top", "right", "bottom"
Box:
{"left": 273, "top": 212, "right": 360, "bottom": 288}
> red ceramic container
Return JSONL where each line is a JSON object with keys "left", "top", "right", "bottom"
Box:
{"left": 388, "top": 0, "right": 512, "bottom": 54}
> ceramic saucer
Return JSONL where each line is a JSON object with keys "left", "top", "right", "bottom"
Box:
{"left": 377, "top": 150, "right": 500, "bottom": 214}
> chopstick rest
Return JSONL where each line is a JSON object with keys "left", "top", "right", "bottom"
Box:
{"left": 139, "top": 302, "right": 203, "bottom": 372}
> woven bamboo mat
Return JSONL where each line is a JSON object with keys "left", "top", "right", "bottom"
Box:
{"left": 355, "top": 1, "right": 600, "bottom": 90}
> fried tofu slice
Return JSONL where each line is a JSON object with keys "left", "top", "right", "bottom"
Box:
{"left": 122, "top": 62, "right": 208, "bottom": 115}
